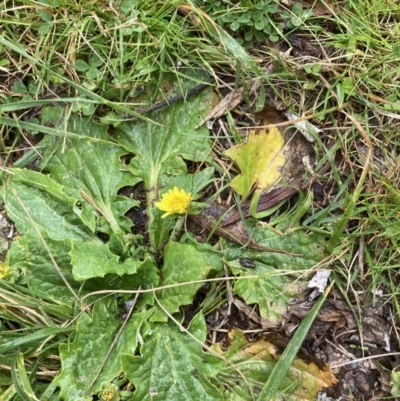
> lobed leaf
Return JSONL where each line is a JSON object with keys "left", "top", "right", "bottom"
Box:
{"left": 4, "top": 169, "right": 97, "bottom": 243}
{"left": 151, "top": 242, "right": 214, "bottom": 322}
{"left": 70, "top": 242, "right": 141, "bottom": 281}
{"left": 43, "top": 115, "right": 141, "bottom": 237}
{"left": 115, "top": 83, "right": 217, "bottom": 191}
{"left": 121, "top": 314, "right": 223, "bottom": 401}
{"left": 54, "top": 298, "right": 152, "bottom": 400}
{"left": 7, "top": 234, "right": 80, "bottom": 303}
{"left": 226, "top": 220, "right": 326, "bottom": 326}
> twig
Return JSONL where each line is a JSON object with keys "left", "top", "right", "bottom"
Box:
{"left": 80, "top": 271, "right": 307, "bottom": 305}
{"left": 124, "top": 78, "right": 213, "bottom": 119}
{"left": 331, "top": 352, "right": 400, "bottom": 369}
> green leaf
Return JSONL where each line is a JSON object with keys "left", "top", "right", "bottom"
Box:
{"left": 115, "top": 76, "right": 217, "bottom": 249}
{"left": 89, "top": 54, "right": 103, "bottom": 68}
{"left": 8, "top": 235, "right": 81, "bottom": 303}
{"left": 226, "top": 220, "right": 326, "bottom": 326}
{"left": 4, "top": 169, "right": 98, "bottom": 242}
{"left": 230, "top": 22, "right": 240, "bottom": 31}
{"left": 244, "top": 30, "right": 254, "bottom": 42}
{"left": 391, "top": 368, "right": 400, "bottom": 397}
{"left": 38, "top": 23, "right": 52, "bottom": 35}
{"left": 148, "top": 207, "right": 176, "bottom": 251}
{"left": 70, "top": 242, "right": 144, "bottom": 280}
{"left": 11, "top": 353, "right": 38, "bottom": 401}
{"left": 121, "top": 318, "right": 223, "bottom": 401}
{"left": 7, "top": 234, "right": 146, "bottom": 303}
{"left": 192, "top": 167, "right": 215, "bottom": 194}
{"left": 336, "top": 82, "right": 345, "bottom": 107}
{"left": 342, "top": 77, "right": 355, "bottom": 95}
{"left": 292, "top": 3, "right": 303, "bottom": 15}
{"left": 115, "top": 83, "right": 216, "bottom": 190}
{"left": 151, "top": 243, "right": 213, "bottom": 322}
{"left": 255, "top": 20, "right": 265, "bottom": 30}
{"left": 0, "top": 326, "right": 72, "bottom": 354}
{"left": 159, "top": 167, "right": 215, "bottom": 197}
{"left": 44, "top": 115, "right": 141, "bottom": 237}
{"left": 233, "top": 266, "right": 307, "bottom": 327}
{"left": 36, "top": 9, "right": 53, "bottom": 22}
{"left": 55, "top": 298, "right": 152, "bottom": 400}
{"left": 74, "top": 59, "right": 90, "bottom": 72}
{"left": 254, "top": 11, "right": 264, "bottom": 22}
{"left": 211, "top": 25, "right": 263, "bottom": 76}
{"left": 40, "top": 105, "right": 65, "bottom": 126}
{"left": 11, "top": 81, "right": 28, "bottom": 94}
{"left": 80, "top": 101, "right": 96, "bottom": 116}
{"left": 181, "top": 233, "right": 224, "bottom": 274}
{"left": 125, "top": 257, "right": 160, "bottom": 307}
{"left": 86, "top": 66, "right": 99, "bottom": 79}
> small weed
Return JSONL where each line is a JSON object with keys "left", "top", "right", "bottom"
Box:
{"left": 198, "top": 0, "right": 281, "bottom": 44}
{"left": 198, "top": 0, "right": 314, "bottom": 45}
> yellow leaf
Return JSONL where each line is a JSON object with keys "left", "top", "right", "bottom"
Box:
{"left": 216, "top": 330, "right": 338, "bottom": 400}
{"left": 225, "top": 126, "right": 286, "bottom": 198}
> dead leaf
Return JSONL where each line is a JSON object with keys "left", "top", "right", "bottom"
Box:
{"left": 195, "top": 80, "right": 261, "bottom": 128}
{"left": 217, "top": 330, "right": 338, "bottom": 400}
{"left": 225, "top": 126, "right": 286, "bottom": 199}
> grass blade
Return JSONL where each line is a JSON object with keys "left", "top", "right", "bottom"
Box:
{"left": 0, "top": 327, "right": 72, "bottom": 354}
{"left": 257, "top": 282, "right": 334, "bottom": 400}
{"left": 11, "top": 353, "right": 39, "bottom": 401}
{"left": 0, "top": 36, "right": 155, "bottom": 123}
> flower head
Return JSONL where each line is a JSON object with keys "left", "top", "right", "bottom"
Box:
{"left": 155, "top": 187, "right": 192, "bottom": 218}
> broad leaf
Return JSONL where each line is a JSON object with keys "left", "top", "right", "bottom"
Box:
{"left": 7, "top": 234, "right": 151, "bottom": 304}
{"left": 233, "top": 267, "right": 307, "bottom": 328}
{"left": 54, "top": 297, "right": 152, "bottom": 401}
{"left": 115, "top": 76, "right": 217, "bottom": 250}
{"left": 226, "top": 220, "right": 326, "bottom": 326}
{"left": 151, "top": 242, "right": 213, "bottom": 322}
{"left": 181, "top": 233, "right": 224, "bottom": 274}
{"left": 225, "top": 127, "right": 286, "bottom": 199}
{"left": 70, "top": 242, "right": 142, "bottom": 280}
{"left": 121, "top": 314, "right": 223, "bottom": 401}
{"left": 226, "top": 220, "right": 325, "bottom": 269}
{"left": 7, "top": 235, "right": 79, "bottom": 304}
{"left": 148, "top": 206, "right": 177, "bottom": 251}
{"left": 116, "top": 89, "right": 216, "bottom": 189}
{"left": 4, "top": 169, "right": 98, "bottom": 243}
{"left": 162, "top": 167, "right": 215, "bottom": 195}
{"left": 43, "top": 116, "right": 141, "bottom": 237}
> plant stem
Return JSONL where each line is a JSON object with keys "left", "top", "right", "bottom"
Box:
{"left": 169, "top": 215, "right": 185, "bottom": 242}
{"left": 147, "top": 166, "right": 160, "bottom": 251}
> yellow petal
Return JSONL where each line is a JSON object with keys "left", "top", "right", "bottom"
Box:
{"left": 155, "top": 187, "right": 192, "bottom": 217}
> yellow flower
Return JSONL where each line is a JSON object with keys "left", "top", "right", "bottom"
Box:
{"left": 155, "top": 187, "right": 192, "bottom": 218}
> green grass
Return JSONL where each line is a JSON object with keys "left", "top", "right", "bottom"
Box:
{"left": 1, "top": 0, "right": 400, "bottom": 400}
